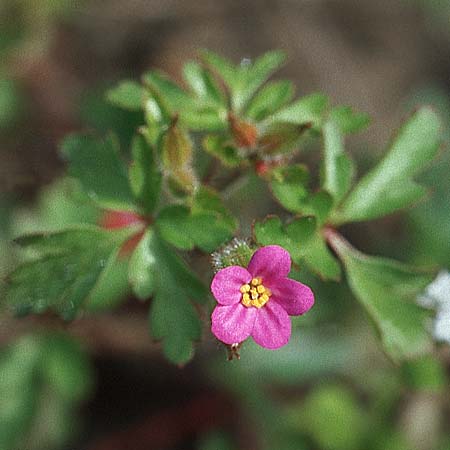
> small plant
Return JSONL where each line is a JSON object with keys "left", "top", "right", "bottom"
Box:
{"left": 2, "top": 50, "right": 443, "bottom": 365}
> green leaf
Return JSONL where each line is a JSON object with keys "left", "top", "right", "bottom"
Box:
{"left": 401, "top": 355, "right": 447, "bottom": 392}
{"left": 183, "top": 61, "right": 226, "bottom": 106}
{"left": 106, "top": 80, "right": 144, "bottom": 111}
{"left": 147, "top": 230, "right": 207, "bottom": 364}
{"left": 0, "top": 333, "right": 92, "bottom": 450}
{"left": 61, "top": 133, "right": 135, "bottom": 211}
{"left": 335, "top": 107, "right": 441, "bottom": 224}
{"left": 143, "top": 70, "right": 193, "bottom": 111}
{"left": 85, "top": 248, "right": 130, "bottom": 311}
{"left": 327, "top": 231, "right": 434, "bottom": 361}
{"left": 201, "top": 50, "right": 238, "bottom": 91}
{"left": 192, "top": 185, "right": 237, "bottom": 232}
{"left": 202, "top": 135, "right": 241, "bottom": 167}
{"left": 329, "top": 105, "right": 370, "bottom": 134}
{"left": 128, "top": 230, "right": 155, "bottom": 300}
{"left": 268, "top": 93, "right": 329, "bottom": 127}
{"left": 202, "top": 50, "right": 286, "bottom": 113}
{"left": 129, "top": 133, "right": 162, "bottom": 214}
{"left": 4, "top": 226, "right": 133, "bottom": 319}
{"left": 144, "top": 70, "right": 224, "bottom": 131}
{"left": 236, "top": 50, "right": 287, "bottom": 111}
{"left": 254, "top": 216, "right": 341, "bottom": 281}
{"left": 271, "top": 165, "right": 333, "bottom": 224}
{"left": 322, "top": 120, "right": 354, "bottom": 204}
{"left": 245, "top": 80, "right": 294, "bottom": 121}
{"left": 155, "top": 205, "right": 194, "bottom": 250}
{"left": 156, "top": 187, "right": 237, "bottom": 252}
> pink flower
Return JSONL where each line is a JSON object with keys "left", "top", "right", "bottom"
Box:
{"left": 210, "top": 245, "right": 315, "bottom": 349}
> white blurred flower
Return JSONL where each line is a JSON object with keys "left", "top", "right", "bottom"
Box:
{"left": 417, "top": 270, "right": 450, "bottom": 344}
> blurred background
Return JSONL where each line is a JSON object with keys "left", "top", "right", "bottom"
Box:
{"left": 1, "top": 1, "right": 450, "bottom": 449}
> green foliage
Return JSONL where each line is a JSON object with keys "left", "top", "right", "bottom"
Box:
{"left": 334, "top": 107, "right": 441, "bottom": 224}
{"left": 183, "top": 61, "right": 226, "bottom": 106}
{"left": 203, "top": 134, "right": 241, "bottom": 167}
{"left": 328, "top": 105, "right": 370, "bottom": 134}
{"left": 401, "top": 355, "right": 447, "bottom": 392}
{"left": 2, "top": 49, "right": 446, "bottom": 370}
{"left": 4, "top": 226, "right": 134, "bottom": 319}
{"left": 288, "top": 384, "right": 368, "bottom": 450}
{"left": 61, "top": 133, "right": 135, "bottom": 211}
{"left": 129, "top": 133, "right": 162, "bottom": 214}
{"left": 128, "top": 230, "right": 155, "bottom": 300}
{"left": 146, "top": 230, "right": 208, "bottom": 364}
{"left": 254, "top": 216, "right": 341, "bottom": 281}
{"left": 268, "top": 93, "right": 328, "bottom": 128}
{"left": 144, "top": 70, "right": 225, "bottom": 131}
{"left": 202, "top": 50, "right": 286, "bottom": 112}
{"left": 321, "top": 120, "right": 354, "bottom": 205}
{"left": 106, "top": 80, "right": 144, "bottom": 111}
{"left": 0, "top": 76, "right": 23, "bottom": 128}
{"left": 328, "top": 231, "right": 435, "bottom": 361}
{"left": 245, "top": 80, "right": 294, "bottom": 121}
{"left": 0, "top": 333, "right": 92, "bottom": 450}
{"left": 156, "top": 187, "right": 237, "bottom": 252}
{"left": 270, "top": 164, "right": 333, "bottom": 224}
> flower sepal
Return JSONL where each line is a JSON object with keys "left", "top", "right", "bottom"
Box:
{"left": 211, "top": 238, "right": 256, "bottom": 272}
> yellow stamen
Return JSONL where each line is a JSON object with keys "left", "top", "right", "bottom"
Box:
{"left": 240, "top": 284, "right": 251, "bottom": 293}
{"left": 240, "top": 278, "right": 272, "bottom": 309}
{"left": 242, "top": 293, "right": 251, "bottom": 306}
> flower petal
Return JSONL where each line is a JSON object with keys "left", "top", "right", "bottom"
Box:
{"left": 211, "top": 266, "right": 252, "bottom": 305}
{"left": 268, "top": 278, "right": 315, "bottom": 316}
{"left": 211, "top": 303, "right": 257, "bottom": 344}
{"left": 251, "top": 301, "right": 291, "bottom": 349}
{"left": 247, "top": 245, "right": 291, "bottom": 280}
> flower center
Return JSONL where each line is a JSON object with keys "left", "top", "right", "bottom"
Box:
{"left": 240, "top": 277, "right": 272, "bottom": 308}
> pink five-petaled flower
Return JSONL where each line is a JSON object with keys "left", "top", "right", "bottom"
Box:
{"left": 210, "top": 245, "right": 315, "bottom": 349}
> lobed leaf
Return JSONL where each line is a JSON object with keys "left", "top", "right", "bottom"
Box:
{"left": 335, "top": 107, "right": 441, "bottom": 224}
{"left": 4, "top": 227, "right": 134, "bottom": 319}
{"left": 254, "top": 216, "right": 341, "bottom": 281}
{"left": 327, "top": 231, "right": 435, "bottom": 361}
{"left": 245, "top": 80, "right": 294, "bottom": 121}
{"left": 271, "top": 165, "right": 333, "bottom": 224}
{"left": 202, "top": 134, "right": 241, "bottom": 167}
{"left": 61, "top": 133, "right": 135, "bottom": 211}
{"left": 129, "top": 133, "right": 162, "bottom": 214}
{"left": 183, "top": 61, "right": 226, "bottom": 106}
{"left": 156, "top": 187, "right": 237, "bottom": 252}
{"left": 146, "top": 230, "right": 207, "bottom": 364}
{"left": 235, "top": 50, "right": 287, "bottom": 111}
{"left": 268, "top": 93, "right": 329, "bottom": 128}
